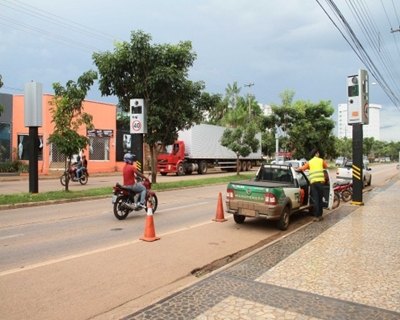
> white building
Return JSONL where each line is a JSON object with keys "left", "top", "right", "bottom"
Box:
{"left": 260, "top": 103, "right": 273, "bottom": 116}
{"left": 337, "top": 103, "right": 381, "bottom": 140}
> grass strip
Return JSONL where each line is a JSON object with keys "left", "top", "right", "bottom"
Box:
{"left": 0, "top": 173, "right": 253, "bottom": 206}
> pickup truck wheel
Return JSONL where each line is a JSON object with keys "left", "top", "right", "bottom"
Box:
{"left": 277, "top": 206, "right": 290, "bottom": 231}
{"left": 367, "top": 176, "right": 372, "bottom": 186}
{"left": 332, "top": 192, "right": 340, "bottom": 209}
{"left": 233, "top": 214, "right": 245, "bottom": 224}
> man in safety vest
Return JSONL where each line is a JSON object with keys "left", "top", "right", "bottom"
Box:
{"left": 297, "top": 148, "right": 328, "bottom": 221}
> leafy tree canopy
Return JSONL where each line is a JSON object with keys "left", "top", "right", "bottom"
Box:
{"left": 48, "top": 70, "right": 97, "bottom": 189}
{"left": 264, "top": 90, "right": 336, "bottom": 159}
{"left": 92, "top": 30, "right": 210, "bottom": 181}
{"left": 93, "top": 30, "right": 207, "bottom": 147}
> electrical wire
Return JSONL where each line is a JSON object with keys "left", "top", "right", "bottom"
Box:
{"left": 316, "top": 0, "right": 400, "bottom": 111}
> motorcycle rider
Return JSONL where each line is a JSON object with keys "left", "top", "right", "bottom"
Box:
{"left": 72, "top": 155, "right": 82, "bottom": 180}
{"left": 76, "top": 155, "right": 88, "bottom": 179}
{"left": 123, "top": 153, "right": 148, "bottom": 209}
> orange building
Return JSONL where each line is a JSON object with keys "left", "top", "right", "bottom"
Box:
{"left": 12, "top": 94, "right": 118, "bottom": 175}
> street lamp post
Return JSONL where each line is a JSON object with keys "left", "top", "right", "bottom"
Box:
{"left": 244, "top": 83, "right": 254, "bottom": 117}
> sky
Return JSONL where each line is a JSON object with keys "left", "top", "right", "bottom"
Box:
{"left": 1, "top": 0, "right": 399, "bottom": 141}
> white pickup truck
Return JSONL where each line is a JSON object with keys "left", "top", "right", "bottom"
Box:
{"left": 336, "top": 160, "right": 372, "bottom": 187}
{"left": 226, "top": 164, "right": 334, "bottom": 230}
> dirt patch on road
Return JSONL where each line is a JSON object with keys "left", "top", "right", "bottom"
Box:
{"left": 190, "top": 214, "right": 312, "bottom": 277}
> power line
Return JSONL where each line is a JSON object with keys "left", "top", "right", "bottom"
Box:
{"left": 316, "top": 0, "right": 400, "bottom": 111}
{"left": 1, "top": 0, "right": 116, "bottom": 43}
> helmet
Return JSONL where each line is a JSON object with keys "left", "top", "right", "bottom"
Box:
{"left": 123, "top": 153, "right": 136, "bottom": 164}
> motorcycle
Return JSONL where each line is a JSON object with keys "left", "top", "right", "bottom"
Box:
{"left": 60, "top": 165, "right": 89, "bottom": 186}
{"left": 112, "top": 176, "right": 158, "bottom": 220}
{"left": 333, "top": 180, "right": 353, "bottom": 202}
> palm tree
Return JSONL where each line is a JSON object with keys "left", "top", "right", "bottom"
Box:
{"left": 225, "top": 81, "right": 241, "bottom": 109}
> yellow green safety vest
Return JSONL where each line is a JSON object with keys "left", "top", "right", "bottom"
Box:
{"left": 308, "top": 157, "right": 325, "bottom": 184}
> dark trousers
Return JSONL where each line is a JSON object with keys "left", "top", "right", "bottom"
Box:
{"left": 310, "top": 182, "right": 324, "bottom": 217}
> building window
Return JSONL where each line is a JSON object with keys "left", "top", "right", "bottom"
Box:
{"left": 0, "top": 123, "right": 11, "bottom": 161}
{"left": 89, "top": 136, "right": 110, "bottom": 161}
{"left": 17, "top": 134, "right": 43, "bottom": 161}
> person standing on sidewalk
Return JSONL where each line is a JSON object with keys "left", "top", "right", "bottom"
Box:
{"left": 297, "top": 148, "right": 328, "bottom": 221}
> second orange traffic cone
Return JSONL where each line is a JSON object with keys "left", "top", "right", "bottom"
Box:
{"left": 213, "top": 192, "right": 227, "bottom": 222}
{"left": 140, "top": 200, "right": 160, "bottom": 242}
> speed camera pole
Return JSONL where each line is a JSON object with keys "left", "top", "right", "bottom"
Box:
{"left": 130, "top": 98, "right": 147, "bottom": 173}
{"left": 346, "top": 69, "right": 369, "bottom": 205}
{"left": 24, "top": 82, "right": 43, "bottom": 193}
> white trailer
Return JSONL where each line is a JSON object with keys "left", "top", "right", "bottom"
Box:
{"left": 157, "top": 124, "right": 263, "bottom": 175}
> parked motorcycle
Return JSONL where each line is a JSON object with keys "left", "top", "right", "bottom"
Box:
{"left": 333, "top": 180, "right": 353, "bottom": 202}
{"left": 112, "top": 176, "right": 158, "bottom": 220}
{"left": 60, "top": 166, "right": 89, "bottom": 186}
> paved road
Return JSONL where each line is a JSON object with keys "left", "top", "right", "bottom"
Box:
{"left": 0, "top": 163, "right": 396, "bottom": 320}
{"left": 0, "top": 182, "right": 291, "bottom": 320}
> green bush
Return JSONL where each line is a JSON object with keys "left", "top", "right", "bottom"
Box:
{"left": 0, "top": 160, "right": 28, "bottom": 173}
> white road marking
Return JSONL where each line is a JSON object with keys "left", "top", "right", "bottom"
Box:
{"left": 0, "top": 233, "right": 24, "bottom": 241}
{"left": 0, "top": 201, "right": 230, "bottom": 277}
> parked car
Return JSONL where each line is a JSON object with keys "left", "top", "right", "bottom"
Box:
{"left": 335, "top": 156, "right": 346, "bottom": 166}
{"left": 283, "top": 159, "right": 307, "bottom": 168}
{"left": 336, "top": 160, "right": 372, "bottom": 187}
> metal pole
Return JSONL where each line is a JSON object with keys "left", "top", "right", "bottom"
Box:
{"left": 244, "top": 83, "right": 254, "bottom": 117}
{"left": 29, "top": 127, "right": 39, "bottom": 193}
{"left": 351, "top": 123, "right": 363, "bottom": 205}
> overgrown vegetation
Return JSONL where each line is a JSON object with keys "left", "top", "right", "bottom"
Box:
{"left": 0, "top": 160, "right": 28, "bottom": 173}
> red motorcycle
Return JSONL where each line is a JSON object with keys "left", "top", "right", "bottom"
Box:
{"left": 333, "top": 180, "right": 353, "bottom": 202}
{"left": 60, "top": 165, "right": 88, "bottom": 186}
{"left": 112, "top": 176, "right": 158, "bottom": 220}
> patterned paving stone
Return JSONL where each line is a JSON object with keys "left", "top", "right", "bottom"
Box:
{"left": 123, "top": 177, "right": 400, "bottom": 320}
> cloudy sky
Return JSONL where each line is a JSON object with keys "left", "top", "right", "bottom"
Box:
{"left": 1, "top": 0, "right": 399, "bottom": 141}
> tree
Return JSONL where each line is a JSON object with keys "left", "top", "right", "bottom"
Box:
{"left": 335, "top": 137, "right": 352, "bottom": 159}
{"left": 225, "top": 81, "right": 241, "bottom": 109}
{"left": 363, "top": 137, "right": 375, "bottom": 160}
{"left": 93, "top": 30, "right": 207, "bottom": 182}
{"left": 202, "top": 93, "right": 227, "bottom": 125}
{"left": 219, "top": 85, "right": 262, "bottom": 174}
{"left": 48, "top": 70, "right": 97, "bottom": 191}
{"left": 221, "top": 126, "right": 260, "bottom": 175}
{"left": 264, "top": 90, "right": 336, "bottom": 160}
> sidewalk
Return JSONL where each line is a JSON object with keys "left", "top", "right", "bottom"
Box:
{"left": 120, "top": 174, "right": 400, "bottom": 319}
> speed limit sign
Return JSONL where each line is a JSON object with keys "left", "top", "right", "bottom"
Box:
{"left": 131, "top": 119, "right": 142, "bottom": 132}
{"left": 130, "top": 99, "right": 147, "bottom": 134}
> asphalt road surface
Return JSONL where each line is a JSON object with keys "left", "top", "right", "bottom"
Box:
{"left": 0, "top": 163, "right": 397, "bottom": 319}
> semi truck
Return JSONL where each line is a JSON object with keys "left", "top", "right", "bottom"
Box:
{"left": 157, "top": 124, "right": 262, "bottom": 176}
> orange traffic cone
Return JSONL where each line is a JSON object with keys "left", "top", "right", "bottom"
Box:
{"left": 140, "top": 200, "right": 160, "bottom": 242}
{"left": 213, "top": 192, "right": 227, "bottom": 222}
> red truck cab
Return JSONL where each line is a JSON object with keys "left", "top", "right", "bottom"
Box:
{"left": 157, "top": 141, "right": 186, "bottom": 176}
